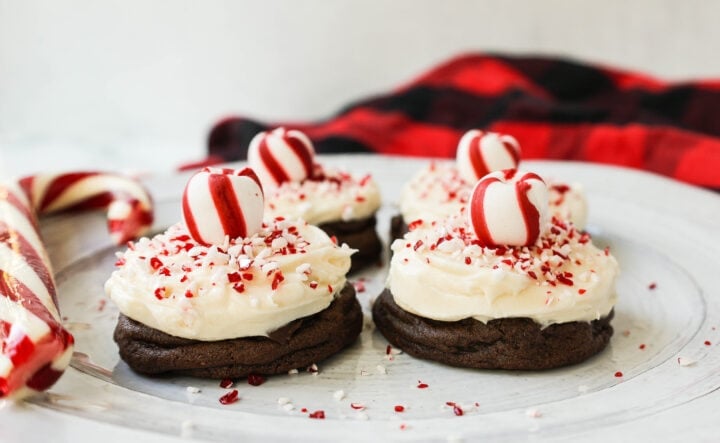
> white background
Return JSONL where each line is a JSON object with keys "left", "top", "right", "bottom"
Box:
{"left": 1, "top": 0, "right": 719, "bottom": 175}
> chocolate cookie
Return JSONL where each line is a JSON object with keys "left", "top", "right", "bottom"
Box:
{"left": 319, "top": 216, "right": 382, "bottom": 273}
{"left": 372, "top": 289, "right": 613, "bottom": 370}
{"left": 114, "top": 283, "right": 363, "bottom": 378}
{"left": 389, "top": 214, "right": 407, "bottom": 245}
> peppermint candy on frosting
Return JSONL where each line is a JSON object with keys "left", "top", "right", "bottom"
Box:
{"left": 456, "top": 130, "right": 521, "bottom": 183}
{"left": 182, "top": 167, "right": 264, "bottom": 245}
{"left": 247, "top": 127, "right": 316, "bottom": 188}
{"left": 468, "top": 169, "right": 549, "bottom": 247}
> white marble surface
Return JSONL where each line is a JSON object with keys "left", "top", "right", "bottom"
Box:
{"left": 1, "top": 0, "right": 719, "bottom": 179}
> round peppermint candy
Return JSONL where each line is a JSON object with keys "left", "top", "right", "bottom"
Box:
{"left": 468, "top": 169, "right": 549, "bottom": 247}
{"left": 456, "top": 130, "right": 521, "bottom": 183}
{"left": 182, "top": 167, "right": 264, "bottom": 245}
{"left": 247, "top": 127, "right": 315, "bottom": 188}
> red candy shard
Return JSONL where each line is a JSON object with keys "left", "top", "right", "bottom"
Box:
{"left": 407, "top": 219, "right": 424, "bottom": 231}
{"left": 271, "top": 272, "right": 285, "bottom": 290}
{"left": 556, "top": 274, "right": 574, "bottom": 286}
{"left": 153, "top": 287, "right": 166, "bottom": 300}
{"left": 219, "top": 389, "right": 239, "bottom": 405}
{"left": 353, "top": 280, "right": 366, "bottom": 293}
{"left": 308, "top": 410, "right": 325, "bottom": 419}
{"left": 247, "top": 374, "right": 266, "bottom": 386}
{"left": 149, "top": 257, "right": 163, "bottom": 270}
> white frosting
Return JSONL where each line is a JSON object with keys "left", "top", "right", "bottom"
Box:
{"left": 399, "top": 163, "right": 471, "bottom": 223}
{"left": 399, "top": 162, "right": 588, "bottom": 229}
{"left": 106, "top": 219, "right": 354, "bottom": 340}
{"left": 264, "top": 165, "right": 381, "bottom": 225}
{"left": 387, "top": 213, "right": 618, "bottom": 326}
{"left": 548, "top": 182, "right": 588, "bottom": 230}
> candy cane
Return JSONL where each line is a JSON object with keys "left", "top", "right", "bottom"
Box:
{"left": 19, "top": 172, "right": 154, "bottom": 245}
{"left": 0, "top": 172, "right": 153, "bottom": 400}
{"left": 0, "top": 181, "right": 73, "bottom": 400}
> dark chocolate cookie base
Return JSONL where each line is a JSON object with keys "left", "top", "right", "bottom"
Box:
{"left": 372, "top": 288, "right": 613, "bottom": 370}
{"left": 114, "top": 283, "right": 363, "bottom": 378}
{"left": 389, "top": 214, "right": 407, "bottom": 245}
{"left": 319, "top": 215, "right": 382, "bottom": 273}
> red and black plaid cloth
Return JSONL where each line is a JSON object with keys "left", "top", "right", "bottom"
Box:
{"left": 206, "top": 53, "right": 720, "bottom": 191}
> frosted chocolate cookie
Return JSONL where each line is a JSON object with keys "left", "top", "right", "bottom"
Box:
{"left": 374, "top": 169, "right": 618, "bottom": 370}
{"left": 114, "top": 282, "right": 361, "bottom": 378}
{"left": 106, "top": 167, "right": 362, "bottom": 378}
{"left": 248, "top": 127, "right": 382, "bottom": 272}
{"left": 372, "top": 289, "right": 613, "bottom": 370}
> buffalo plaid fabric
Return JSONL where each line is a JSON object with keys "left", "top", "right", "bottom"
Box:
{"left": 206, "top": 53, "right": 720, "bottom": 191}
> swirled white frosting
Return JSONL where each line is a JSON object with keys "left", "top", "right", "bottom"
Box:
{"left": 264, "top": 165, "right": 381, "bottom": 225}
{"left": 106, "top": 219, "right": 354, "bottom": 340}
{"left": 387, "top": 213, "right": 618, "bottom": 326}
{"left": 399, "top": 162, "right": 588, "bottom": 229}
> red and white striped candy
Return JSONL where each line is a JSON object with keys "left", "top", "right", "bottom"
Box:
{"left": 0, "top": 171, "right": 153, "bottom": 399}
{"left": 456, "top": 130, "right": 521, "bottom": 183}
{"left": 19, "top": 172, "right": 154, "bottom": 245}
{"left": 0, "top": 181, "right": 74, "bottom": 400}
{"left": 247, "top": 127, "right": 315, "bottom": 188}
{"left": 182, "top": 167, "right": 264, "bottom": 245}
{"left": 468, "top": 169, "right": 549, "bottom": 247}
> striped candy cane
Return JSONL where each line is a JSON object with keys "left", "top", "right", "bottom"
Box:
{"left": 0, "top": 181, "right": 74, "bottom": 399}
{"left": 0, "top": 172, "right": 153, "bottom": 400}
{"left": 19, "top": 172, "right": 154, "bottom": 245}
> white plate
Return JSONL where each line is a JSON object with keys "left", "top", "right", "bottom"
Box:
{"left": 3, "top": 156, "right": 720, "bottom": 442}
